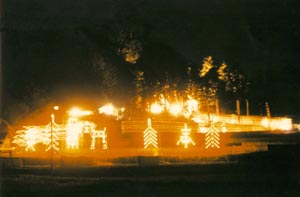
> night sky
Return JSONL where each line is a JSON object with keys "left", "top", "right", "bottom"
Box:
{"left": 2, "top": 0, "right": 300, "bottom": 122}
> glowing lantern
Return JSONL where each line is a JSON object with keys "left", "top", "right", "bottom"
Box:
{"left": 177, "top": 124, "right": 195, "bottom": 149}
{"left": 150, "top": 103, "right": 164, "bottom": 114}
{"left": 143, "top": 118, "right": 158, "bottom": 149}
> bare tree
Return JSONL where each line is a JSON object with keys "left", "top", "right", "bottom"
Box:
{"left": 93, "top": 55, "right": 118, "bottom": 99}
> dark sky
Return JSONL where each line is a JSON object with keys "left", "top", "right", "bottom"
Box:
{"left": 2, "top": 0, "right": 300, "bottom": 120}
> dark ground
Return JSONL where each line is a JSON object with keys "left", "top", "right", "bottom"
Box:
{"left": 1, "top": 148, "right": 299, "bottom": 197}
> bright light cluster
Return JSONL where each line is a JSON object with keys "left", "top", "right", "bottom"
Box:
{"left": 13, "top": 107, "right": 109, "bottom": 152}
{"left": 13, "top": 123, "right": 60, "bottom": 152}
{"left": 169, "top": 103, "right": 183, "bottom": 116}
{"left": 68, "top": 108, "right": 93, "bottom": 117}
{"left": 149, "top": 95, "right": 198, "bottom": 117}
{"left": 261, "top": 118, "right": 292, "bottom": 131}
{"left": 98, "top": 103, "right": 125, "bottom": 120}
{"left": 150, "top": 103, "right": 164, "bottom": 114}
{"left": 177, "top": 124, "right": 195, "bottom": 149}
{"left": 24, "top": 128, "right": 39, "bottom": 151}
{"left": 66, "top": 117, "right": 108, "bottom": 150}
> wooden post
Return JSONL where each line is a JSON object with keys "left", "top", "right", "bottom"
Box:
{"left": 245, "top": 99, "right": 249, "bottom": 116}
{"left": 236, "top": 99, "right": 240, "bottom": 123}
{"left": 215, "top": 99, "right": 219, "bottom": 115}
{"left": 265, "top": 102, "right": 271, "bottom": 118}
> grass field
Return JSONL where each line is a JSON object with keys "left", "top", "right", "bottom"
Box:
{"left": 1, "top": 148, "right": 299, "bottom": 197}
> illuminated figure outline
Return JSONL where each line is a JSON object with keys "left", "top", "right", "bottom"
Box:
{"left": 143, "top": 118, "right": 158, "bottom": 149}
{"left": 90, "top": 127, "right": 108, "bottom": 150}
{"left": 205, "top": 123, "right": 220, "bottom": 149}
{"left": 177, "top": 123, "right": 195, "bottom": 149}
